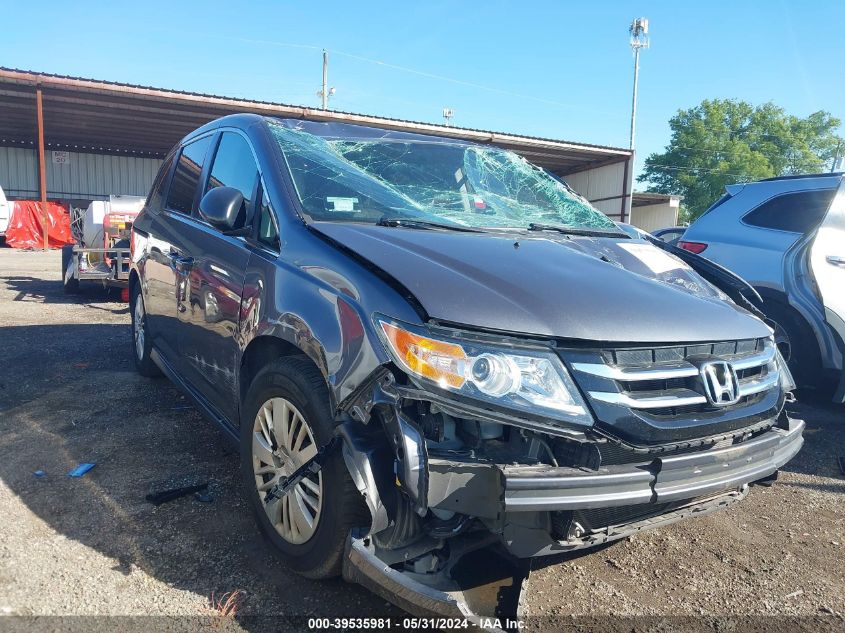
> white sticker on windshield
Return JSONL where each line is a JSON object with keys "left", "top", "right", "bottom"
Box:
{"left": 327, "top": 197, "right": 359, "bottom": 212}
{"left": 618, "top": 242, "right": 686, "bottom": 274}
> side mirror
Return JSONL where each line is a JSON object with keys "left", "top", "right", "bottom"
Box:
{"left": 199, "top": 186, "right": 244, "bottom": 232}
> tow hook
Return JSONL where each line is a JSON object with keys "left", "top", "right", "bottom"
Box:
{"left": 265, "top": 435, "right": 341, "bottom": 504}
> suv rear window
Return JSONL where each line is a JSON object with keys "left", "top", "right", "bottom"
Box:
{"left": 743, "top": 189, "right": 835, "bottom": 233}
{"left": 165, "top": 136, "right": 212, "bottom": 215}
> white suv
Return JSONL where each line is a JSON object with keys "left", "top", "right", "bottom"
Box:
{"left": 679, "top": 173, "right": 845, "bottom": 401}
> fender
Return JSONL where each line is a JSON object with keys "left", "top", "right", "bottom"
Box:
{"left": 237, "top": 222, "right": 423, "bottom": 412}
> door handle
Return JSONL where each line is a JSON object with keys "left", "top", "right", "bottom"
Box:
{"left": 169, "top": 252, "right": 195, "bottom": 271}
{"left": 826, "top": 255, "right": 845, "bottom": 267}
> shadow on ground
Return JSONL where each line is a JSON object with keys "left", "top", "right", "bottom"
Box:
{"left": 0, "top": 274, "right": 128, "bottom": 314}
{"left": 0, "top": 321, "right": 399, "bottom": 629}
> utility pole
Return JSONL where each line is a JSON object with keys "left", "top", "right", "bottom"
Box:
{"left": 317, "top": 49, "right": 336, "bottom": 109}
{"left": 624, "top": 17, "right": 649, "bottom": 224}
{"left": 321, "top": 49, "right": 328, "bottom": 110}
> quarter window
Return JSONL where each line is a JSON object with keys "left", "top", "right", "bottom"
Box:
{"left": 743, "top": 189, "right": 835, "bottom": 233}
{"left": 257, "top": 190, "right": 280, "bottom": 251}
{"left": 165, "top": 136, "right": 212, "bottom": 215}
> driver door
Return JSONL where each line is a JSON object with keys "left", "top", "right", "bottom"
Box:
{"left": 175, "top": 131, "right": 257, "bottom": 423}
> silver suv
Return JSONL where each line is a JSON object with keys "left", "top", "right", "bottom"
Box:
{"left": 679, "top": 173, "right": 845, "bottom": 401}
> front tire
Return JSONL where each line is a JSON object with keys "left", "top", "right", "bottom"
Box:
{"left": 130, "top": 284, "right": 160, "bottom": 377}
{"left": 240, "top": 356, "right": 366, "bottom": 579}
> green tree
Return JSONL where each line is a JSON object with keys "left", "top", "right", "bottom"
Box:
{"left": 640, "top": 99, "right": 844, "bottom": 220}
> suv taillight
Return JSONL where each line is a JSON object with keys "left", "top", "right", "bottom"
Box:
{"left": 678, "top": 240, "right": 708, "bottom": 254}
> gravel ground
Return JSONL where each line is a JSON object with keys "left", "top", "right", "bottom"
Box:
{"left": 0, "top": 248, "right": 843, "bottom": 632}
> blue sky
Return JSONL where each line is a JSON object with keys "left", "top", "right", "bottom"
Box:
{"left": 2, "top": 1, "right": 843, "bottom": 181}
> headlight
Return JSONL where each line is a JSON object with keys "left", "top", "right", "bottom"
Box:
{"left": 376, "top": 317, "right": 593, "bottom": 427}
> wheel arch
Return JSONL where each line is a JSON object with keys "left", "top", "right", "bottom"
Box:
{"left": 239, "top": 335, "right": 326, "bottom": 415}
{"left": 755, "top": 285, "right": 824, "bottom": 356}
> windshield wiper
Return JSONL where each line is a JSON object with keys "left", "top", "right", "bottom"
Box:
{"left": 377, "top": 217, "right": 483, "bottom": 232}
{"left": 527, "top": 222, "right": 628, "bottom": 238}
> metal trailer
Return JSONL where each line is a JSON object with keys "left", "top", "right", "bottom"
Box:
{"left": 62, "top": 195, "right": 145, "bottom": 294}
{"left": 62, "top": 245, "right": 131, "bottom": 292}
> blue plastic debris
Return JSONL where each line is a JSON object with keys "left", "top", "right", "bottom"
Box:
{"left": 33, "top": 470, "right": 46, "bottom": 478}
{"left": 194, "top": 492, "right": 214, "bottom": 503}
{"left": 67, "top": 463, "right": 96, "bottom": 477}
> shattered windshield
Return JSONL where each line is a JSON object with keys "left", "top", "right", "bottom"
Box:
{"left": 269, "top": 123, "right": 619, "bottom": 232}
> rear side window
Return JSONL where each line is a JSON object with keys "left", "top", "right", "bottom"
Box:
{"left": 206, "top": 132, "right": 259, "bottom": 211}
{"left": 147, "top": 154, "right": 174, "bottom": 211}
{"left": 743, "top": 189, "right": 835, "bottom": 233}
{"left": 165, "top": 136, "right": 212, "bottom": 215}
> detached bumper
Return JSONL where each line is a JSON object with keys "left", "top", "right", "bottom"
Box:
{"left": 428, "top": 418, "right": 805, "bottom": 515}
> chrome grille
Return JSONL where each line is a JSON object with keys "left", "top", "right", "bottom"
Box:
{"left": 571, "top": 338, "right": 779, "bottom": 413}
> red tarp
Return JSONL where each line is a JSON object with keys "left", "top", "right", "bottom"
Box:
{"left": 5, "top": 200, "right": 75, "bottom": 249}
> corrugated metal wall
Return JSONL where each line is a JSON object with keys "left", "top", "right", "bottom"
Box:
{"left": 0, "top": 146, "right": 37, "bottom": 198}
{"left": 629, "top": 202, "right": 680, "bottom": 232}
{"left": 0, "top": 146, "right": 162, "bottom": 200}
{"left": 563, "top": 162, "right": 627, "bottom": 219}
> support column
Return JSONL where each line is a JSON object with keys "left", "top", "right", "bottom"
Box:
{"left": 36, "top": 87, "right": 49, "bottom": 250}
{"left": 620, "top": 154, "right": 634, "bottom": 224}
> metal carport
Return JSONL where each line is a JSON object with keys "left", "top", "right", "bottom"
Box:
{"left": 0, "top": 67, "right": 635, "bottom": 241}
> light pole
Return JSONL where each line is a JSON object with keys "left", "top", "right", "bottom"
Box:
{"left": 624, "top": 17, "right": 649, "bottom": 223}
{"left": 628, "top": 18, "right": 649, "bottom": 150}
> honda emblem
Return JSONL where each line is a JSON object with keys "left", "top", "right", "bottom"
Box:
{"left": 700, "top": 360, "right": 740, "bottom": 406}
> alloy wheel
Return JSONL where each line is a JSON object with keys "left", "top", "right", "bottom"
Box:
{"left": 134, "top": 295, "right": 145, "bottom": 360}
{"left": 252, "top": 397, "right": 323, "bottom": 544}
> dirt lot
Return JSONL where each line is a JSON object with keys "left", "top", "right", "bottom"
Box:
{"left": 0, "top": 248, "right": 843, "bottom": 631}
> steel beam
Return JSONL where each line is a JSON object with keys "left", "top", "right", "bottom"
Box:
{"left": 36, "top": 87, "right": 48, "bottom": 250}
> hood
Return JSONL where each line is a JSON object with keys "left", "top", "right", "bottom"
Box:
{"left": 312, "top": 222, "right": 771, "bottom": 344}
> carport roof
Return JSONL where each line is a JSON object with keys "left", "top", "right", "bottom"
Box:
{"left": 631, "top": 191, "right": 682, "bottom": 207}
{"left": 0, "top": 67, "right": 631, "bottom": 175}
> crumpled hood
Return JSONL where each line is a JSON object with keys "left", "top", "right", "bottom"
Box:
{"left": 313, "top": 222, "right": 771, "bottom": 343}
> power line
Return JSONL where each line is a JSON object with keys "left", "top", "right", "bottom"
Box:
{"left": 170, "top": 30, "right": 619, "bottom": 116}
{"left": 643, "top": 164, "right": 756, "bottom": 178}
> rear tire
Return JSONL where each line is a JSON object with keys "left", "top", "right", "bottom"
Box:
{"left": 130, "top": 283, "right": 161, "bottom": 377}
{"left": 240, "top": 356, "right": 367, "bottom": 579}
{"left": 61, "top": 245, "right": 79, "bottom": 294}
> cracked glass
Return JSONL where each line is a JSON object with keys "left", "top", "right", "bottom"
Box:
{"left": 269, "top": 123, "right": 618, "bottom": 232}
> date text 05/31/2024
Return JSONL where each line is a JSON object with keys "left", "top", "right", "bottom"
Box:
{"left": 308, "top": 618, "right": 525, "bottom": 629}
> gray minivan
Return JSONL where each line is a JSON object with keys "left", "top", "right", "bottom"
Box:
{"left": 679, "top": 173, "right": 845, "bottom": 401}
{"left": 130, "top": 114, "right": 803, "bottom": 623}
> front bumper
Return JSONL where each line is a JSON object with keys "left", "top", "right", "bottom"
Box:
{"left": 503, "top": 417, "right": 804, "bottom": 512}
{"left": 427, "top": 417, "right": 804, "bottom": 517}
